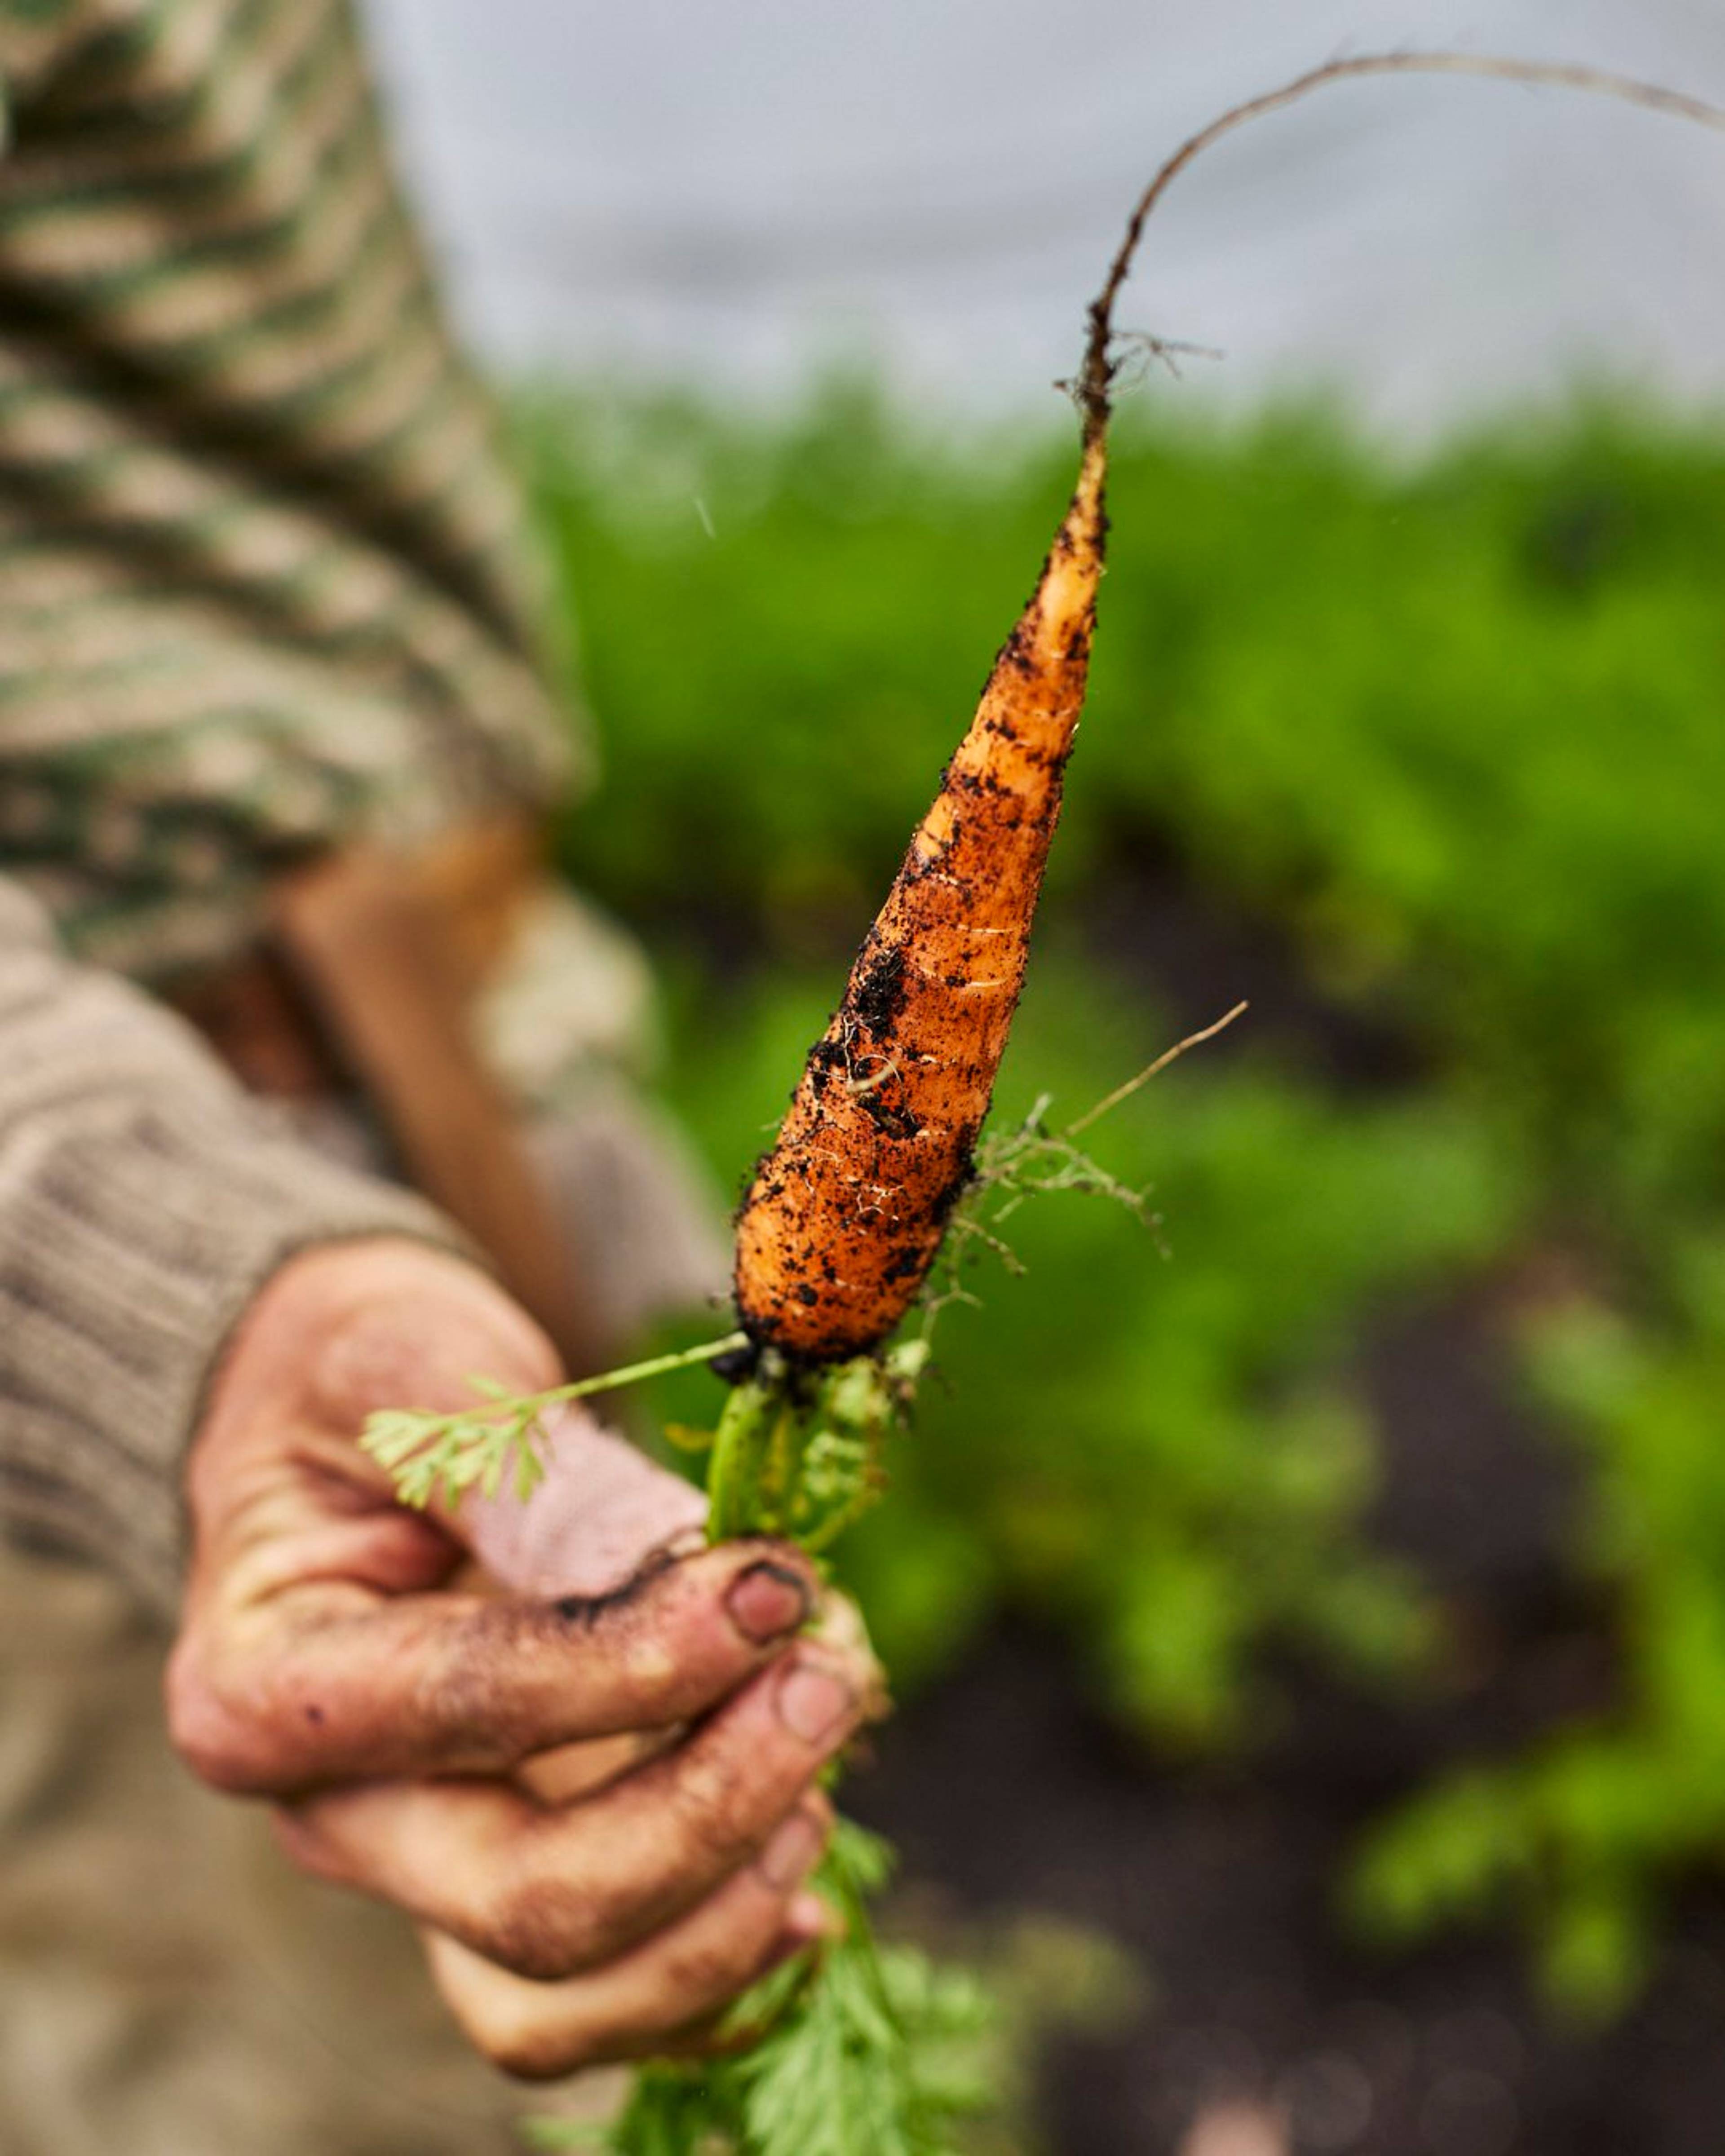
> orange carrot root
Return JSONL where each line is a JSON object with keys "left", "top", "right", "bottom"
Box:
{"left": 736, "top": 48, "right": 1725, "bottom": 1367}
{"left": 733, "top": 433, "right": 1108, "bottom": 1361}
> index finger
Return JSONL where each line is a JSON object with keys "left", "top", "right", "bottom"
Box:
{"left": 165, "top": 1536, "right": 823, "bottom": 1795}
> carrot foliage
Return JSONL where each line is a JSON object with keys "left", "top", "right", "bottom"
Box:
{"left": 519, "top": 1824, "right": 993, "bottom": 2156}
{"left": 583, "top": 1831, "right": 992, "bottom": 2156}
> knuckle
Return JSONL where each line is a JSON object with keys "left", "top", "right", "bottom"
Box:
{"left": 163, "top": 1642, "right": 282, "bottom": 1794}
{"left": 456, "top": 1999, "right": 594, "bottom": 2083}
{"left": 660, "top": 1935, "right": 755, "bottom": 2012}
{"left": 488, "top": 2031, "right": 584, "bottom": 2083}
{"left": 670, "top": 1745, "right": 756, "bottom": 1865}
{"left": 471, "top": 1869, "right": 604, "bottom": 1984}
{"left": 425, "top": 1615, "right": 544, "bottom": 1771}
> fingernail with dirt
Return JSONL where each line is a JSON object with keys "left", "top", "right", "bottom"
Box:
{"left": 757, "top": 1805, "right": 827, "bottom": 1890}
{"left": 775, "top": 1653, "right": 859, "bottom": 1747}
{"left": 725, "top": 1558, "right": 811, "bottom": 1644}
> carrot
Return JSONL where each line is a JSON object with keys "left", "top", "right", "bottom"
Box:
{"left": 734, "top": 429, "right": 1109, "bottom": 1361}
{"left": 735, "top": 48, "right": 1725, "bottom": 1371}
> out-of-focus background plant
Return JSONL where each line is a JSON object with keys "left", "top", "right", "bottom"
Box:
{"left": 509, "top": 380, "right": 1725, "bottom": 2100}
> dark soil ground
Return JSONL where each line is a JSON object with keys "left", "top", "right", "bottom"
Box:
{"left": 859, "top": 1604, "right": 1725, "bottom": 2156}
{"left": 851, "top": 853, "right": 1725, "bottom": 2156}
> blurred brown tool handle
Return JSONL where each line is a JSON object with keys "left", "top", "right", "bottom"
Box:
{"left": 273, "top": 831, "right": 609, "bottom": 1380}
{"left": 177, "top": 819, "right": 609, "bottom": 1379}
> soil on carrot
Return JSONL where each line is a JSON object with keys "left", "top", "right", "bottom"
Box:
{"left": 849, "top": 849, "right": 1725, "bottom": 2156}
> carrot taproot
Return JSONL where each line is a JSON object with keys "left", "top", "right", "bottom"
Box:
{"left": 733, "top": 428, "right": 1108, "bottom": 1361}
{"left": 734, "top": 50, "right": 1725, "bottom": 1371}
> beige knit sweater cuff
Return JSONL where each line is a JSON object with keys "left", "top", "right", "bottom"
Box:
{"left": 0, "top": 880, "right": 460, "bottom": 1616}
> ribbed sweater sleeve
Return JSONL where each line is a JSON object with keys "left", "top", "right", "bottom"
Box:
{"left": 0, "top": 878, "right": 460, "bottom": 1614}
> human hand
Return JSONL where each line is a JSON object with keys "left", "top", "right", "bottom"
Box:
{"left": 166, "top": 1238, "right": 876, "bottom": 2078}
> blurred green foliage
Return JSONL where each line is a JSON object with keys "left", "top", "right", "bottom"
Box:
{"left": 517, "top": 378, "right": 1725, "bottom": 2011}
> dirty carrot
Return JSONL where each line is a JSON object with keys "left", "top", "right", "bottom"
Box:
{"left": 733, "top": 47, "right": 1725, "bottom": 1373}
{"left": 732, "top": 431, "right": 1107, "bottom": 1361}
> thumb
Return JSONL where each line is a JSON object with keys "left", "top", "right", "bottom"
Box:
{"left": 460, "top": 1402, "right": 708, "bottom": 1599}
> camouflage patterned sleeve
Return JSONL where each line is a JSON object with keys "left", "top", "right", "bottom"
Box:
{"left": 0, "top": 874, "right": 462, "bottom": 1613}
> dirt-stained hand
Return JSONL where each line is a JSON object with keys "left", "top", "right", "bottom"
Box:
{"left": 167, "top": 1239, "right": 874, "bottom": 2080}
